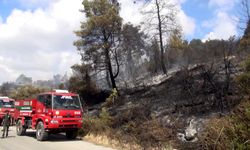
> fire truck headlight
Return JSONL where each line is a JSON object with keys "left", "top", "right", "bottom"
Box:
{"left": 55, "top": 111, "right": 59, "bottom": 115}
{"left": 74, "top": 111, "right": 81, "bottom": 115}
{"left": 50, "top": 120, "right": 59, "bottom": 124}
{"left": 45, "top": 119, "right": 49, "bottom": 122}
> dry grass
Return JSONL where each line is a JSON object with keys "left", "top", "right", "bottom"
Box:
{"left": 84, "top": 133, "right": 143, "bottom": 150}
{"left": 199, "top": 99, "right": 250, "bottom": 150}
{"left": 79, "top": 105, "right": 177, "bottom": 150}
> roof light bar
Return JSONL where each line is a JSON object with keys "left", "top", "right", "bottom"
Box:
{"left": 53, "top": 89, "right": 69, "bottom": 93}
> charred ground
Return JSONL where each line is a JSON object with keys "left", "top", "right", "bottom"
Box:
{"left": 83, "top": 57, "right": 244, "bottom": 149}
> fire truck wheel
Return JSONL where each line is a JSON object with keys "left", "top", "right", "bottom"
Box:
{"left": 16, "top": 120, "right": 26, "bottom": 136}
{"left": 66, "top": 130, "right": 78, "bottom": 140}
{"left": 36, "top": 121, "right": 48, "bottom": 141}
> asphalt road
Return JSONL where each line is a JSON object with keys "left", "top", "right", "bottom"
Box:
{"left": 0, "top": 126, "right": 114, "bottom": 150}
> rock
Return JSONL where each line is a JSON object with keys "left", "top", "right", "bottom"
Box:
{"left": 161, "top": 115, "right": 172, "bottom": 126}
{"left": 177, "top": 133, "right": 186, "bottom": 141}
{"left": 88, "top": 109, "right": 99, "bottom": 117}
{"left": 177, "top": 118, "right": 199, "bottom": 142}
{"left": 184, "top": 119, "right": 198, "bottom": 142}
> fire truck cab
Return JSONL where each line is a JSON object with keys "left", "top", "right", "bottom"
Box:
{"left": 14, "top": 90, "right": 83, "bottom": 141}
{"left": 0, "top": 97, "right": 15, "bottom": 125}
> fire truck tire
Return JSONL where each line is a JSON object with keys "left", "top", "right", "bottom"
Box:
{"left": 16, "top": 119, "right": 26, "bottom": 136}
{"left": 36, "top": 121, "right": 48, "bottom": 141}
{"left": 66, "top": 130, "right": 78, "bottom": 140}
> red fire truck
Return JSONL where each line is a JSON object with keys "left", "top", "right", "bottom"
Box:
{"left": 0, "top": 97, "right": 15, "bottom": 125}
{"left": 14, "top": 90, "right": 83, "bottom": 141}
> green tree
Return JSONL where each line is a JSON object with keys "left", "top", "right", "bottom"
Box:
{"left": 74, "top": 0, "right": 122, "bottom": 89}
{"left": 240, "top": 20, "right": 250, "bottom": 51}
{"left": 188, "top": 39, "right": 204, "bottom": 64}
{"left": 239, "top": 0, "right": 250, "bottom": 52}
{"left": 146, "top": 38, "right": 161, "bottom": 74}
{"left": 121, "top": 23, "right": 145, "bottom": 79}
{"left": 68, "top": 63, "right": 98, "bottom": 104}
{"left": 167, "top": 29, "right": 187, "bottom": 66}
{"left": 0, "top": 82, "right": 16, "bottom": 96}
{"left": 9, "top": 85, "right": 46, "bottom": 100}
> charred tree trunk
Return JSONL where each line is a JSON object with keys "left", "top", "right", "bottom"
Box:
{"left": 102, "top": 29, "right": 118, "bottom": 90}
{"left": 106, "top": 70, "right": 112, "bottom": 88}
{"left": 126, "top": 49, "right": 135, "bottom": 78}
{"left": 156, "top": 0, "right": 167, "bottom": 74}
{"left": 105, "top": 47, "right": 117, "bottom": 89}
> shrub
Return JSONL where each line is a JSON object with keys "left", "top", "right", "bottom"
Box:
{"left": 243, "top": 55, "right": 250, "bottom": 72}
{"left": 102, "top": 88, "right": 118, "bottom": 108}
{"left": 9, "top": 85, "right": 47, "bottom": 99}
{"left": 80, "top": 103, "right": 176, "bottom": 149}
{"left": 236, "top": 55, "right": 250, "bottom": 94}
{"left": 236, "top": 73, "right": 250, "bottom": 94}
{"left": 200, "top": 100, "right": 250, "bottom": 150}
{"left": 78, "top": 113, "right": 92, "bottom": 137}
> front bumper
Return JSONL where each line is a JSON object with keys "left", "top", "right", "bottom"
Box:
{"left": 45, "top": 118, "right": 82, "bottom": 129}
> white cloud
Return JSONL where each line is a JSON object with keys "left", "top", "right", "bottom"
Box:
{"left": 177, "top": 9, "right": 196, "bottom": 36}
{"left": 119, "top": 0, "right": 144, "bottom": 25}
{"left": 0, "top": 0, "right": 196, "bottom": 83}
{"left": 119, "top": 0, "right": 196, "bottom": 37}
{"left": 203, "top": 12, "right": 238, "bottom": 41}
{"left": 18, "top": 0, "right": 52, "bottom": 8}
{"left": 202, "top": 0, "right": 239, "bottom": 41}
{"left": 0, "top": 0, "right": 83, "bottom": 83}
{"left": 208, "top": 0, "right": 237, "bottom": 10}
{"left": 172, "top": 0, "right": 196, "bottom": 36}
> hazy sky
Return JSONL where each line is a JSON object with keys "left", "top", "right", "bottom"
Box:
{"left": 0, "top": 0, "right": 242, "bottom": 83}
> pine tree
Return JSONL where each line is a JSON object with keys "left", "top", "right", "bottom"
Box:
{"left": 74, "top": 0, "right": 122, "bottom": 89}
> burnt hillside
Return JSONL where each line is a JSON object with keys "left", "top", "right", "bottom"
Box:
{"left": 117, "top": 63, "right": 241, "bottom": 117}
{"left": 88, "top": 61, "right": 244, "bottom": 149}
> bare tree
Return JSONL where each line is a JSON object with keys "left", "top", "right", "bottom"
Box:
{"left": 141, "top": 0, "right": 178, "bottom": 74}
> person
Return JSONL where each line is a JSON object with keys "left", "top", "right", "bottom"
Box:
{"left": 2, "top": 110, "right": 11, "bottom": 138}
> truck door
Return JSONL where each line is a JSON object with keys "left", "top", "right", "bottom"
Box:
{"left": 36, "top": 94, "right": 52, "bottom": 115}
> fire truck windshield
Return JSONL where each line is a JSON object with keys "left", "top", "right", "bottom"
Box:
{"left": 0, "top": 100, "right": 15, "bottom": 108}
{"left": 53, "top": 95, "right": 81, "bottom": 110}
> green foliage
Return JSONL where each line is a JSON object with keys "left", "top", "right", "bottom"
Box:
{"left": 240, "top": 20, "right": 250, "bottom": 51}
{"left": 236, "top": 56, "right": 250, "bottom": 94}
{"left": 242, "top": 55, "right": 250, "bottom": 72}
{"left": 9, "top": 85, "right": 46, "bottom": 99}
{"left": 102, "top": 88, "right": 118, "bottom": 107}
{"left": 121, "top": 23, "right": 145, "bottom": 79}
{"left": 168, "top": 29, "right": 187, "bottom": 50}
{"left": 78, "top": 107, "right": 113, "bottom": 138}
{"left": 200, "top": 56, "right": 250, "bottom": 149}
{"left": 0, "top": 82, "right": 16, "bottom": 96}
{"left": 78, "top": 113, "right": 92, "bottom": 137}
{"left": 81, "top": 104, "right": 174, "bottom": 149}
{"left": 74, "top": 0, "right": 122, "bottom": 89}
{"left": 200, "top": 100, "right": 250, "bottom": 150}
{"left": 236, "top": 73, "right": 250, "bottom": 94}
{"left": 99, "top": 108, "right": 113, "bottom": 126}
{"left": 68, "top": 63, "right": 98, "bottom": 104}
{"left": 146, "top": 38, "right": 161, "bottom": 74}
